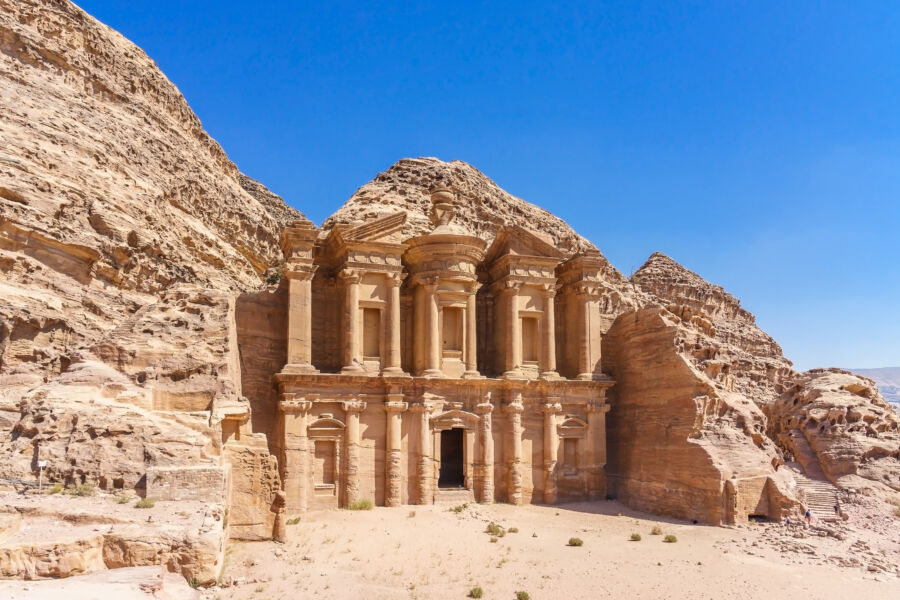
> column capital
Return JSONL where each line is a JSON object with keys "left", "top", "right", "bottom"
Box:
{"left": 384, "top": 400, "right": 408, "bottom": 413}
{"left": 539, "top": 283, "right": 557, "bottom": 298}
{"left": 586, "top": 401, "right": 611, "bottom": 414}
{"left": 541, "top": 401, "right": 563, "bottom": 414}
{"left": 474, "top": 402, "right": 494, "bottom": 415}
{"left": 285, "top": 265, "right": 318, "bottom": 281}
{"left": 339, "top": 268, "right": 361, "bottom": 284}
{"left": 572, "top": 281, "right": 603, "bottom": 299}
{"left": 280, "top": 393, "right": 314, "bottom": 414}
{"left": 502, "top": 401, "right": 524, "bottom": 414}
{"left": 502, "top": 280, "right": 523, "bottom": 293}
{"left": 387, "top": 272, "right": 406, "bottom": 287}
{"left": 408, "top": 402, "right": 433, "bottom": 414}
{"left": 342, "top": 399, "right": 367, "bottom": 413}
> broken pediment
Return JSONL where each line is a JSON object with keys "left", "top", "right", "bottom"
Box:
{"left": 483, "top": 225, "right": 568, "bottom": 265}
{"left": 331, "top": 211, "right": 408, "bottom": 245}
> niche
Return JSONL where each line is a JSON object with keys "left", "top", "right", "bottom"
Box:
{"left": 362, "top": 307, "right": 381, "bottom": 358}
{"left": 521, "top": 317, "right": 539, "bottom": 362}
{"left": 442, "top": 307, "right": 463, "bottom": 353}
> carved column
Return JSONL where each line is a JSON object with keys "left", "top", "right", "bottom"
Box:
{"left": 463, "top": 287, "right": 479, "bottom": 377}
{"left": 475, "top": 399, "right": 494, "bottom": 503}
{"left": 504, "top": 392, "right": 525, "bottom": 505}
{"left": 585, "top": 399, "right": 611, "bottom": 500}
{"left": 341, "top": 270, "right": 363, "bottom": 373}
{"left": 423, "top": 280, "right": 442, "bottom": 377}
{"left": 410, "top": 403, "right": 433, "bottom": 504}
{"left": 541, "top": 400, "right": 562, "bottom": 504}
{"left": 342, "top": 399, "right": 367, "bottom": 506}
{"left": 384, "top": 274, "right": 404, "bottom": 374}
{"left": 280, "top": 395, "right": 313, "bottom": 512}
{"left": 284, "top": 268, "right": 318, "bottom": 373}
{"left": 503, "top": 283, "right": 522, "bottom": 376}
{"left": 384, "top": 396, "right": 408, "bottom": 507}
{"left": 540, "top": 286, "right": 558, "bottom": 378}
{"left": 576, "top": 284, "right": 596, "bottom": 380}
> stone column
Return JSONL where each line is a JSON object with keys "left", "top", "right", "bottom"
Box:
{"left": 576, "top": 284, "right": 596, "bottom": 380}
{"left": 342, "top": 399, "right": 367, "bottom": 506}
{"left": 410, "top": 403, "right": 433, "bottom": 504}
{"left": 541, "top": 401, "right": 562, "bottom": 504}
{"left": 384, "top": 274, "right": 404, "bottom": 374}
{"left": 504, "top": 392, "right": 525, "bottom": 505}
{"left": 585, "top": 399, "right": 611, "bottom": 500}
{"left": 384, "top": 396, "right": 408, "bottom": 507}
{"left": 475, "top": 399, "right": 494, "bottom": 503}
{"left": 280, "top": 395, "right": 313, "bottom": 513}
{"left": 423, "top": 280, "right": 442, "bottom": 377}
{"left": 463, "top": 287, "right": 479, "bottom": 377}
{"left": 284, "top": 268, "right": 318, "bottom": 373}
{"left": 503, "top": 282, "right": 522, "bottom": 377}
{"left": 540, "top": 286, "right": 558, "bottom": 378}
{"left": 341, "top": 270, "right": 363, "bottom": 373}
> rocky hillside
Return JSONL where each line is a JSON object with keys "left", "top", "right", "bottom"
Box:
{"left": 853, "top": 367, "right": 900, "bottom": 407}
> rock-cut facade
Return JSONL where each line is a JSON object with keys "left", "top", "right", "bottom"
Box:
{"left": 268, "top": 188, "right": 613, "bottom": 510}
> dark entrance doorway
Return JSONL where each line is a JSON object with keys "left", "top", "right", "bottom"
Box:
{"left": 438, "top": 428, "right": 465, "bottom": 488}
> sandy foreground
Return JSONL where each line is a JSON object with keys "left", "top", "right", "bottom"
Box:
{"left": 210, "top": 501, "right": 899, "bottom": 600}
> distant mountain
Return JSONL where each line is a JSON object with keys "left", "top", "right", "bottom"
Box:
{"left": 852, "top": 367, "right": 900, "bottom": 407}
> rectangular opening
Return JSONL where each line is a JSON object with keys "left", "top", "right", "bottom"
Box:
{"left": 314, "top": 440, "right": 335, "bottom": 485}
{"left": 438, "top": 428, "right": 465, "bottom": 488}
{"left": 563, "top": 438, "right": 578, "bottom": 473}
{"left": 362, "top": 307, "right": 381, "bottom": 358}
{"left": 442, "top": 307, "right": 463, "bottom": 352}
{"left": 521, "top": 316, "right": 539, "bottom": 362}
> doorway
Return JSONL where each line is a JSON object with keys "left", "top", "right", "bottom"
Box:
{"left": 438, "top": 428, "right": 465, "bottom": 488}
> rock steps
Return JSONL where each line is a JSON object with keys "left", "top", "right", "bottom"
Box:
{"left": 792, "top": 470, "right": 839, "bottom": 522}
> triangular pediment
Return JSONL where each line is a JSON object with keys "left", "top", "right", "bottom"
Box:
{"left": 483, "top": 225, "right": 566, "bottom": 265}
{"left": 328, "top": 211, "right": 408, "bottom": 246}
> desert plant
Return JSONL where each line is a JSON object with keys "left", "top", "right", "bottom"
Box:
{"left": 348, "top": 498, "right": 374, "bottom": 511}
{"left": 452, "top": 503, "right": 468, "bottom": 513}
{"left": 485, "top": 521, "right": 505, "bottom": 537}
{"left": 114, "top": 495, "right": 130, "bottom": 504}
{"left": 286, "top": 516, "right": 301, "bottom": 525}
{"left": 408, "top": 510, "right": 416, "bottom": 518}
{"left": 508, "top": 527, "right": 519, "bottom": 533}
{"left": 489, "top": 536, "right": 499, "bottom": 543}
{"left": 568, "top": 537, "right": 583, "bottom": 547}
{"left": 265, "top": 267, "right": 282, "bottom": 285}
{"left": 135, "top": 497, "right": 156, "bottom": 509}
{"left": 468, "top": 586, "right": 484, "bottom": 598}
{"left": 516, "top": 591, "right": 531, "bottom": 600}
{"left": 49, "top": 482, "right": 63, "bottom": 494}
{"left": 650, "top": 525, "right": 663, "bottom": 535}
{"left": 663, "top": 534, "right": 678, "bottom": 543}
{"left": 630, "top": 533, "right": 641, "bottom": 541}
{"left": 66, "top": 483, "right": 95, "bottom": 497}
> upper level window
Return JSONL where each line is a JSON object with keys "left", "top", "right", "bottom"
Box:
{"left": 442, "top": 307, "right": 463, "bottom": 352}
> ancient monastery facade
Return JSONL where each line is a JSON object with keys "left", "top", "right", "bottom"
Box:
{"left": 272, "top": 188, "right": 613, "bottom": 512}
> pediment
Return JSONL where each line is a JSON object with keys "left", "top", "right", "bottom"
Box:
{"left": 335, "top": 211, "right": 408, "bottom": 244}
{"left": 483, "top": 225, "right": 566, "bottom": 265}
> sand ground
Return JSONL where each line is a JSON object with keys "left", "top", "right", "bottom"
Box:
{"left": 208, "top": 500, "right": 900, "bottom": 600}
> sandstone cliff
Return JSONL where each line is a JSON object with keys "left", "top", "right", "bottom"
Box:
{"left": 0, "top": 0, "right": 296, "bottom": 551}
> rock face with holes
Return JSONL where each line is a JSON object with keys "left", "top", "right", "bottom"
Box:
{"left": 769, "top": 369, "right": 900, "bottom": 493}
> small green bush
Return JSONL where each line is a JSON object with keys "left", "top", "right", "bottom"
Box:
{"left": 485, "top": 522, "right": 505, "bottom": 536}
{"left": 508, "top": 527, "right": 519, "bottom": 534}
{"left": 286, "top": 516, "right": 301, "bottom": 525}
{"left": 135, "top": 497, "right": 156, "bottom": 509}
{"left": 516, "top": 591, "right": 531, "bottom": 600}
{"left": 650, "top": 525, "right": 663, "bottom": 535}
{"left": 49, "top": 483, "right": 63, "bottom": 495}
{"left": 348, "top": 498, "right": 374, "bottom": 511}
{"left": 663, "top": 534, "right": 678, "bottom": 543}
{"left": 630, "top": 533, "right": 642, "bottom": 541}
{"left": 568, "top": 537, "right": 583, "bottom": 547}
{"left": 468, "top": 586, "right": 484, "bottom": 598}
{"left": 66, "top": 483, "right": 95, "bottom": 497}
{"left": 452, "top": 503, "right": 468, "bottom": 513}
{"left": 114, "top": 495, "right": 130, "bottom": 504}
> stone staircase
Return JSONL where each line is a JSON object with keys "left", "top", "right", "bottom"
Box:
{"left": 434, "top": 488, "right": 475, "bottom": 505}
{"left": 791, "top": 468, "right": 839, "bottom": 522}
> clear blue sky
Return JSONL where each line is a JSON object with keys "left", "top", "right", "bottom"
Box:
{"left": 78, "top": 1, "right": 899, "bottom": 371}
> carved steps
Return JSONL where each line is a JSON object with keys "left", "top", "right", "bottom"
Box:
{"left": 433, "top": 488, "right": 475, "bottom": 505}
{"left": 791, "top": 468, "right": 840, "bottom": 522}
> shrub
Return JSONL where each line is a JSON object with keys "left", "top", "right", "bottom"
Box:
{"left": 468, "top": 586, "right": 484, "bottom": 598}
{"left": 452, "top": 503, "right": 468, "bottom": 513}
{"left": 286, "top": 516, "right": 301, "bottom": 525}
{"left": 135, "top": 497, "right": 156, "bottom": 509}
{"left": 408, "top": 510, "right": 416, "bottom": 518}
{"left": 516, "top": 592, "right": 531, "bottom": 600}
{"left": 508, "top": 527, "right": 519, "bottom": 534}
{"left": 489, "top": 536, "right": 498, "bottom": 543}
{"left": 265, "top": 267, "right": 282, "bottom": 285}
{"left": 663, "top": 534, "right": 678, "bottom": 543}
{"left": 66, "top": 483, "right": 95, "bottom": 497}
{"left": 49, "top": 483, "right": 63, "bottom": 495}
{"left": 485, "top": 522, "right": 505, "bottom": 536}
{"left": 650, "top": 525, "right": 663, "bottom": 535}
{"left": 630, "top": 533, "right": 641, "bottom": 541}
{"left": 114, "top": 495, "right": 130, "bottom": 504}
{"left": 348, "top": 499, "right": 374, "bottom": 511}
{"left": 568, "top": 537, "right": 583, "bottom": 547}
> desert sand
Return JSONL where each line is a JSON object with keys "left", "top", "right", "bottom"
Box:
{"left": 209, "top": 500, "right": 898, "bottom": 600}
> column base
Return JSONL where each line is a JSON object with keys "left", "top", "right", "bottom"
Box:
{"left": 576, "top": 372, "right": 593, "bottom": 381}
{"left": 539, "top": 371, "right": 561, "bottom": 380}
{"left": 502, "top": 370, "right": 526, "bottom": 380}
{"left": 281, "top": 363, "right": 319, "bottom": 375}
{"left": 462, "top": 370, "right": 483, "bottom": 379}
{"left": 381, "top": 367, "right": 406, "bottom": 376}
{"left": 341, "top": 363, "right": 365, "bottom": 374}
{"left": 421, "top": 368, "right": 444, "bottom": 378}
